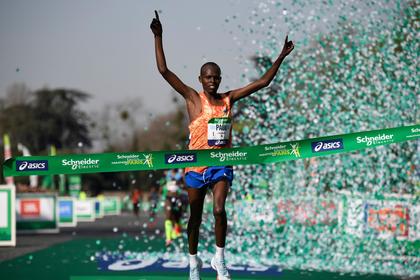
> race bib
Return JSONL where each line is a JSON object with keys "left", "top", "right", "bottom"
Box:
{"left": 208, "top": 118, "right": 232, "bottom": 146}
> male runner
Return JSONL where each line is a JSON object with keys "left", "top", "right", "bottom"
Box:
{"left": 150, "top": 10, "right": 294, "bottom": 280}
{"left": 164, "top": 169, "right": 183, "bottom": 246}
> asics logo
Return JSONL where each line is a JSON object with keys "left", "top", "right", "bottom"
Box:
{"left": 18, "top": 161, "right": 28, "bottom": 170}
{"left": 167, "top": 155, "right": 177, "bottom": 163}
{"left": 311, "top": 139, "right": 344, "bottom": 153}
{"left": 16, "top": 160, "right": 48, "bottom": 171}
{"left": 165, "top": 153, "right": 197, "bottom": 164}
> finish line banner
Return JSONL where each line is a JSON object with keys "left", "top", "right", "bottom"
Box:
{"left": 3, "top": 125, "right": 419, "bottom": 177}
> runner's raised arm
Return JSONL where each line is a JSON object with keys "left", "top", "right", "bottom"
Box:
{"left": 229, "top": 35, "right": 294, "bottom": 103}
{"left": 150, "top": 10, "right": 198, "bottom": 102}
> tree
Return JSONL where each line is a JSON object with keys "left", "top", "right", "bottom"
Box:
{"left": 0, "top": 85, "right": 92, "bottom": 154}
{"left": 32, "top": 88, "right": 91, "bottom": 152}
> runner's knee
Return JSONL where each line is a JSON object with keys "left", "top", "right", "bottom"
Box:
{"left": 213, "top": 206, "right": 226, "bottom": 217}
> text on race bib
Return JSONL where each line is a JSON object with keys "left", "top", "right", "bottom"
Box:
{"left": 208, "top": 118, "right": 232, "bottom": 146}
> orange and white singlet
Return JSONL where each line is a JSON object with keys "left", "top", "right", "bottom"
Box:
{"left": 185, "top": 92, "right": 232, "bottom": 174}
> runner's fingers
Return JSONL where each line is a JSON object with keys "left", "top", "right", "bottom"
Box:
{"left": 150, "top": 19, "right": 160, "bottom": 28}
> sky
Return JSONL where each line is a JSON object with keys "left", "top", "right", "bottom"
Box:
{"left": 0, "top": 0, "right": 394, "bottom": 116}
{"left": 0, "top": 0, "right": 275, "bottom": 115}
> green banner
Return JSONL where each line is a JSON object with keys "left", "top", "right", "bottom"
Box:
{"left": 0, "top": 185, "right": 15, "bottom": 246}
{"left": 2, "top": 125, "right": 419, "bottom": 177}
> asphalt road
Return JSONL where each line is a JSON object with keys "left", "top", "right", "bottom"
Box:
{"left": 1, "top": 211, "right": 417, "bottom": 280}
{"left": 0, "top": 211, "right": 165, "bottom": 262}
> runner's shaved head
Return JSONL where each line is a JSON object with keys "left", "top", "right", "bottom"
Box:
{"left": 200, "top": 62, "right": 221, "bottom": 76}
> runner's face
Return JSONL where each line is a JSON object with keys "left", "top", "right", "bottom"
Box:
{"left": 199, "top": 67, "right": 221, "bottom": 95}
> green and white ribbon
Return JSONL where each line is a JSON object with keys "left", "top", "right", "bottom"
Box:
{"left": 3, "top": 124, "right": 419, "bottom": 177}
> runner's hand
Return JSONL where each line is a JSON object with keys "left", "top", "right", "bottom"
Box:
{"left": 150, "top": 10, "right": 162, "bottom": 37}
{"left": 280, "top": 35, "right": 294, "bottom": 57}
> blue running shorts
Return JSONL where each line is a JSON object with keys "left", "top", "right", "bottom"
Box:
{"left": 185, "top": 166, "right": 234, "bottom": 189}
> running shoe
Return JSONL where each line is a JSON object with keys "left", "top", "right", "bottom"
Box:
{"left": 211, "top": 256, "right": 231, "bottom": 280}
{"left": 189, "top": 256, "right": 203, "bottom": 280}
